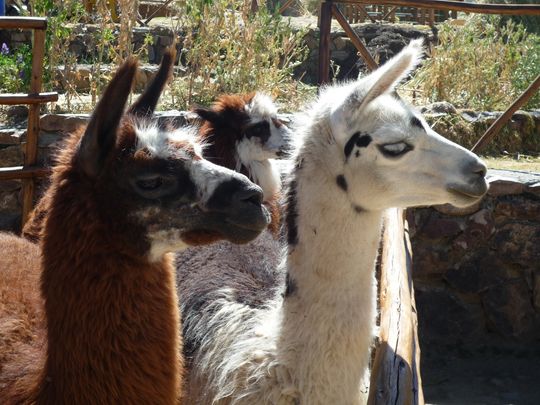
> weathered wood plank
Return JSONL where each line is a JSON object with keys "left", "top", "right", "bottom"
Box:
{"left": 369, "top": 208, "right": 423, "bottom": 405}
{"left": 0, "top": 166, "right": 50, "bottom": 180}
{"left": 0, "top": 93, "right": 59, "bottom": 105}
{"left": 0, "top": 17, "right": 47, "bottom": 30}
{"left": 342, "top": 0, "right": 540, "bottom": 16}
{"left": 318, "top": 1, "right": 333, "bottom": 85}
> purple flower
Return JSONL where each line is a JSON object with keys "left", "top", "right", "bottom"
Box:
{"left": 1, "top": 43, "right": 9, "bottom": 56}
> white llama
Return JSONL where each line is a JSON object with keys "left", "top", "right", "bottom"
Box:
{"left": 177, "top": 39, "right": 488, "bottom": 404}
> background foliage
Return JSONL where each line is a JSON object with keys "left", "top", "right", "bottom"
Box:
{"left": 411, "top": 15, "right": 540, "bottom": 110}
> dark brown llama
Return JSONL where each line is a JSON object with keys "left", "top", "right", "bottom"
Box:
{"left": 194, "top": 93, "right": 291, "bottom": 234}
{"left": 22, "top": 48, "right": 177, "bottom": 244}
{"left": 23, "top": 62, "right": 290, "bottom": 242}
{"left": 0, "top": 58, "right": 269, "bottom": 404}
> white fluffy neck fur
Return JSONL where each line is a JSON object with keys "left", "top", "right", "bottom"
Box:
{"left": 236, "top": 139, "right": 281, "bottom": 201}
{"left": 277, "top": 145, "right": 383, "bottom": 404}
{"left": 245, "top": 160, "right": 281, "bottom": 202}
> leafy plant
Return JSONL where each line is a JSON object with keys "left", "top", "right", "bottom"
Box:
{"left": 169, "top": 0, "right": 311, "bottom": 111}
{"left": 411, "top": 15, "right": 540, "bottom": 110}
{"left": 0, "top": 43, "right": 32, "bottom": 93}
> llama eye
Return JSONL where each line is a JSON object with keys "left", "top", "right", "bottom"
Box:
{"left": 135, "top": 176, "right": 163, "bottom": 191}
{"left": 378, "top": 142, "right": 412, "bottom": 158}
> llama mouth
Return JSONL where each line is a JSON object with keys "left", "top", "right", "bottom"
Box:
{"left": 446, "top": 185, "right": 488, "bottom": 204}
{"left": 225, "top": 204, "right": 271, "bottom": 232}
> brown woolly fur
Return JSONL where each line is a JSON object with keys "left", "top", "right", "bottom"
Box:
{"left": 3, "top": 51, "right": 270, "bottom": 404}
{"left": 195, "top": 93, "right": 255, "bottom": 174}
{"left": 22, "top": 47, "right": 178, "bottom": 244}
{"left": 1, "top": 59, "right": 182, "bottom": 404}
{"left": 0, "top": 233, "right": 45, "bottom": 403}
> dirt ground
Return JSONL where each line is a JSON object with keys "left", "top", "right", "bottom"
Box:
{"left": 422, "top": 343, "right": 540, "bottom": 405}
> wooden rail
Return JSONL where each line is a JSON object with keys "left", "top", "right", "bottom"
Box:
{"left": 369, "top": 208, "right": 423, "bottom": 405}
{"left": 0, "top": 166, "right": 51, "bottom": 181}
{"left": 0, "top": 17, "right": 58, "bottom": 226}
{"left": 344, "top": 0, "right": 540, "bottom": 15}
{"left": 472, "top": 74, "right": 540, "bottom": 153}
{"left": 0, "top": 92, "right": 58, "bottom": 105}
{"left": 0, "top": 17, "right": 47, "bottom": 29}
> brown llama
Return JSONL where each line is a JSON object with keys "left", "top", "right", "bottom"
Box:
{"left": 23, "top": 75, "right": 290, "bottom": 243}
{"left": 0, "top": 57, "right": 269, "bottom": 404}
{"left": 22, "top": 48, "right": 177, "bottom": 244}
{"left": 193, "top": 92, "right": 292, "bottom": 234}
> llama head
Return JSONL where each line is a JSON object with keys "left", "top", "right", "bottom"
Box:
{"left": 312, "top": 39, "right": 488, "bottom": 210}
{"left": 194, "top": 93, "right": 292, "bottom": 197}
{"left": 73, "top": 59, "right": 269, "bottom": 261}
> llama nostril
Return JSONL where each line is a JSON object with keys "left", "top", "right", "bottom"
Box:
{"left": 467, "top": 160, "right": 487, "bottom": 178}
{"left": 474, "top": 164, "right": 487, "bottom": 178}
{"left": 235, "top": 187, "right": 263, "bottom": 206}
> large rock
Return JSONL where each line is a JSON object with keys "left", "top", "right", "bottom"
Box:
{"left": 416, "top": 284, "right": 485, "bottom": 345}
{"left": 482, "top": 279, "right": 539, "bottom": 339}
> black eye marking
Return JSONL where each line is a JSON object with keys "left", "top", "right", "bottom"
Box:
{"left": 356, "top": 135, "right": 372, "bottom": 147}
{"left": 344, "top": 132, "right": 372, "bottom": 159}
{"left": 353, "top": 204, "right": 364, "bottom": 213}
{"left": 411, "top": 116, "right": 424, "bottom": 130}
{"left": 344, "top": 132, "right": 360, "bottom": 158}
{"left": 336, "top": 174, "right": 348, "bottom": 192}
{"left": 355, "top": 150, "right": 360, "bottom": 158}
{"left": 245, "top": 121, "right": 271, "bottom": 143}
{"left": 284, "top": 273, "right": 298, "bottom": 298}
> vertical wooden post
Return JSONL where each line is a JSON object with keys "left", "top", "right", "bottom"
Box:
{"left": 318, "top": 0, "right": 333, "bottom": 85}
{"left": 429, "top": 8, "right": 435, "bottom": 25}
{"left": 21, "top": 28, "right": 45, "bottom": 225}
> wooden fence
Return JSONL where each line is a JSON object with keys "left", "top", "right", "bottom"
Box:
{"left": 338, "top": 3, "right": 458, "bottom": 25}
{"left": 0, "top": 17, "right": 58, "bottom": 225}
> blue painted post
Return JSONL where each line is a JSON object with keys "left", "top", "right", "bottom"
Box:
{"left": 0, "top": 0, "right": 5, "bottom": 16}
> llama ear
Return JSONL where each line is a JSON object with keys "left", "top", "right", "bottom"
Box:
{"left": 358, "top": 39, "right": 424, "bottom": 109}
{"left": 128, "top": 46, "right": 176, "bottom": 117}
{"left": 194, "top": 107, "right": 223, "bottom": 125}
{"left": 77, "top": 58, "right": 138, "bottom": 178}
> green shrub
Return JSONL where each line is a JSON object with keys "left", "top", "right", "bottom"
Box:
{"left": 0, "top": 43, "right": 32, "bottom": 93}
{"left": 411, "top": 15, "right": 540, "bottom": 110}
{"left": 169, "top": 0, "right": 312, "bottom": 112}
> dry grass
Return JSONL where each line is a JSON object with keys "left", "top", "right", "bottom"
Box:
{"left": 483, "top": 154, "right": 540, "bottom": 173}
{"left": 410, "top": 15, "right": 540, "bottom": 111}
{"left": 166, "top": 0, "right": 311, "bottom": 111}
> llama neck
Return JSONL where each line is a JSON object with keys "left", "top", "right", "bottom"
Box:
{"left": 38, "top": 182, "right": 181, "bottom": 404}
{"left": 238, "top": 158, "right": 280, "bottom": 202}
{"left": 279, "top": 155, "right": 383, "bottom": 403}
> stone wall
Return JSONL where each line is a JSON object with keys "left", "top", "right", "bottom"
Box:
{"left": 422, "top": 102, "right": 540, "bottom": 155}
{"left": 411, "top": 170, "right": 540, "bottom": 346}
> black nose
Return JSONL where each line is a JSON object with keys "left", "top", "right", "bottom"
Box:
{"left": 464, "top": 159, "right": 487, "bottom": 178}
{"left": 206, "top": 177, "right": 264, "bottom": 212}
{"left": 234, "top": 186, "right": 263, "bottom": 206}
{"left": 468, "top": 160, "right": 487, "bottom": 178}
